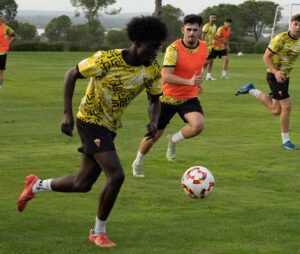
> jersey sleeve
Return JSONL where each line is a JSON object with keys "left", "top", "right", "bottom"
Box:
{"left": 145, "top": 60, "right": 162, "bottom": 96}
{"left": 5, "top": 25, "right": 15, "bottom": 37}
{"left": 268, "top": 33, "right": 284, "bottom": 54}
{"left": 215, "top": 26, "right": 223, "bottom": 37}
{"left": 77, "top": 51, "right": 107, "bottom": 78}
{"left": 163, "top": 43, "right": 178, "bottom": 67}
{"left": 202, "top": 24, "right": 209, "bottom": 33}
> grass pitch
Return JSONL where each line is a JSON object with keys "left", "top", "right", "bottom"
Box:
{"left": 0, "top": 52, "right": 299, "bottom": 254}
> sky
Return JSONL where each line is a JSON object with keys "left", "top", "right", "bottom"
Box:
{"left": 16, "top": 0, "right": 296, "bottom": 14}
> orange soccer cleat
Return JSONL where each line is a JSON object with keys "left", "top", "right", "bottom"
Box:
{"left": 89, "top": 230, "right": 117, "bottom": 248}
{"left": 17, "top": 174, "right": 39, "bottom": 212}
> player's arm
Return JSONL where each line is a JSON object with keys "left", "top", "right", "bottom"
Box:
{"left": 161, "top": 67, "right": 202, "bottom": 86}
{"left": 263, "top": 48, "right": 286, "bottom": 83}
{"left": 61, "top": 66, "right": 84, "bottom": 136}
{"left": 144, "top": 94, "right": 161, "bottom": 140}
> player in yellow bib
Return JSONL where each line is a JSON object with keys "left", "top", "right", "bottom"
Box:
{"left": 202, "top": 13, "right": 217, "bottom": 80}
{"left": 17, "top": 16, "right": 167, "bottom": 247}
{"left": 236, "top": 14, "right": 300, "bottom": 150}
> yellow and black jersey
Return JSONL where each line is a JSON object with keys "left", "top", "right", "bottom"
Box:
{"left": 268, "top": 31, "right": 300, "bottom": 77}
{"left": 202, "top": 22, "right": 217, "bottom": 52}
{"left": 76, "top": 49, "right": 162, "bottom": 133}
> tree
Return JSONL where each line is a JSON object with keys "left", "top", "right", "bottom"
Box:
{"left": 105, "top": 29, "right": 130, "bottom": 49}
{"left": 161, "top": 4, "right": 183, "bottom": 42}
{"left": 70, "top": 0, "right": 119, "bottom": 27}
{"left": 0, "top": 0, "right": 17, "bottom": 22}
{"left": 153, "top": 0, "right": 162, "bottom": 18}
{"left": 45, "top": 15, "right": 72, "bottom": 42}
{"left": 238, "top": 0, "right": 280, "bottom": 42}
{"left": 16, "top": 22, "right": 37, "bottom": 40}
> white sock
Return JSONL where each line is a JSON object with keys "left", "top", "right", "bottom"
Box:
{"left": 206, "top": 73, "right": 211, "bottom": 78}
{"left": 281, "top": 133, "right": 290, "bottom": 144}
{"left": 94, "top": 217, "right": 106, "bottom": 234}
{"left": 171, "top": 131, "right": 185, "bottom": 143}
{"left": 249, "top": 88, "right": 262, "bottom": 98}
{"left": 134, "top": 151, "right": 144, "bottom": 165}
{"left": 222, "top": 70, "right": 227, "bottom": 77}
{"left": 32, "top": 179, "right": 53, "bottom": 193}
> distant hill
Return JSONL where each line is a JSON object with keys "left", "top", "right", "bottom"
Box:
{"left": 16, "top": 10, "right": 149, "bottom": 30}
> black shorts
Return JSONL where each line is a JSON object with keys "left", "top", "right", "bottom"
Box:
{"left": 208, "top": 49, "right": 227, "bottom": 59}
{"left": 0, "top": 54, "right": 7, "bottom": 70}
{"left": 266, "top": 72, "right": 289, "bottom": 100}
{"left": 157, "top": 97, "right": 204, "bottom": 130}
{"left": 76, "top": 119, "right": 116, "bottom": 155}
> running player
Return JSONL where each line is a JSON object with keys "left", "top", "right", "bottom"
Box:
{"left": 235, "top": 14, "right": 300, "bottom": 150}
{"left": 132, "top": 14, "right": 207, "bottom": 177}
{"left": 17, "top": 16, "right": 167, "bottom": 247}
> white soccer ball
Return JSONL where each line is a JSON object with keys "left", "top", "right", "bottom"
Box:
{"left": 237, "top": 52, "right": 243, "bottom": 56}
{"left": 181, "top": 166, "right": 215, "bottom": 199}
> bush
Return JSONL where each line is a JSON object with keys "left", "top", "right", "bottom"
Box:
{"left": 11, "top": 42, "right": 66, "bottom": 51}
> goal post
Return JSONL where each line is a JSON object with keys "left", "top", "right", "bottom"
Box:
{"left": 271, "top": 3, "right": 300, "bottom": 39}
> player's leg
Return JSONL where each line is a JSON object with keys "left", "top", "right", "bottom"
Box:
{"left": 17, "top": 154, "right": 101, "bottom": 212}
{"left": 166, "top": 98, "right": 204, "bottom": 161}
{"left": 89, "top": 151, "right": 125, "bottom": 248}
{"left": 132, "top": 129, "right": 164, "bottom": 177}
{"left": 132, "top": 102, "right": 176, "bottom": 176}
{"left": 221, "top": 53, "right": 229, "bottom": 79}
{"left": 206, "top": 50, "right": 216, "bottom": 80}
{"left": 0, "top": 54, "right": 7, "bottom": 89}
{"left": 279, "top": 97, "right": 298, "bottom": 150}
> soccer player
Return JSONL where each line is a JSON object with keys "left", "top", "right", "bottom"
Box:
{"left": 208, "top": 18, "right": 232, "bottom": 79}
{"left": 202, "top": 13, "right": 217, "bottom": 81}
{"left": 0, "top": 11, "right": 17, "bottom": 90}
{"left": 17, "top": 16, "right": 167, "bottom": 248}
{"left": 132, "top": 14, "right": 207, "bottom": 177}
{"left": 235, "top": 14, "right": 300, "bottom": 150}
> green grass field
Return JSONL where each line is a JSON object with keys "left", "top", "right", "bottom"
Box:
{"left": 0, "top": 52, "right": 299, "bottom": 254}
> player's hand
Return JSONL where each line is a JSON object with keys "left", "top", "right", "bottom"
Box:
{"left": 274, "top": 70, "right": 287, "bottom": 83}
{"left": 190, "top": 71, "right": 202, "bottom": 85}
{"left": 61, "top": 112, "right": 74, "bottom": 136}
{"left": 144, "top": 122, "right": 157, "bottom": 140}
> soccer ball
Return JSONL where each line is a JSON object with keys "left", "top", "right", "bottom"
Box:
{"left": 181, "top": 166, "right": 215, "bottom": 199}
{"left": 237, "top": 52, "right": 243, "bottom": 57}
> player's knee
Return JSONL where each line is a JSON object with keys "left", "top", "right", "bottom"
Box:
{"left": 271, "top": 110, "right": 281, "bottom": 116}
{"left": 110, "top": 171, "right": 125, "bottom": 188}
{"left": 191, "top": 124, "right": 204, "bottom": 135}
{"left": 73, "top": 180, "right": 92, "bottom": 193}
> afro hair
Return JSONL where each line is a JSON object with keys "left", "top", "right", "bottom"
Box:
{"left": 127, "top": 16, "right": 167, "bottom": 43}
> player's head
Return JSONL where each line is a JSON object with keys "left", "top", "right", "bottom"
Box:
{"left": 209, "top": 13, "right": 216, "bottom": 24}
{"left": 290, "top": 14, "right": 300, "bottom": 39}
{"left": 182, "top": 14, "right": 203, "bottom": 46}
{"left": 224, "top": 18, "right": 232, "bottom": 27}
{"left": 126, "top": 16, "right": 167, "bottom": 65}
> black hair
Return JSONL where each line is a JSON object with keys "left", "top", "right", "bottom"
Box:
{"left": 183, "top": 14, "right": 203, "bottom": 26}
{"left": 127, "top": 16, "right": 167, "bottom": 43}
{"left": 291, "top": 14, "right": 300, "bottom": 22}
{"left": 225, "top": 18, "right": 233, "bottom": 23}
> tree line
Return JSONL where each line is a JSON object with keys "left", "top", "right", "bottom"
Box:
{"left": 0, "top": 0, "right": 282, "bottom": 52}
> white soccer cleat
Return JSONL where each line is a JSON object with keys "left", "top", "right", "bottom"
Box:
{"left": 166, "top": 137, "right": 176, "bottom": 161}
{"left": 206, "top": 76, "right": 216, "bottom": 81}
{"left": 221, "top": 76, "right": 229, "bottom": 79}
{"left": 132, "top": 161, "right": 144, "bottom": 177}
